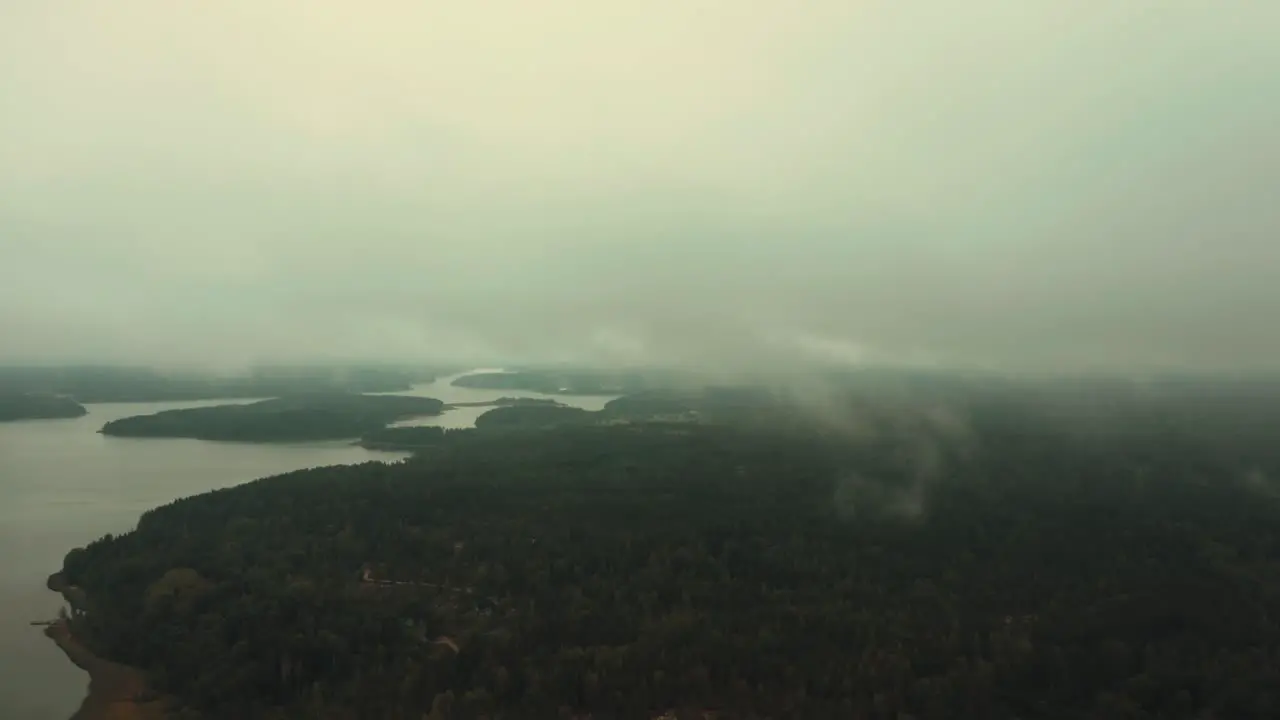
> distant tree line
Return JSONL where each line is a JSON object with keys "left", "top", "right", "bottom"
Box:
{"left": 100, "top": 394, "right": 444, "bottom": 442}
{"left": 0, "top": 365, "right": 440, "bottom": 403}
{"left": 0, "top": 392, "right": 87, "bottom": 422}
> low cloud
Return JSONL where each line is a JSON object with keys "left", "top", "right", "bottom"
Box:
{"left": 2, "top": 2, "right": 1278, "bottom": 373}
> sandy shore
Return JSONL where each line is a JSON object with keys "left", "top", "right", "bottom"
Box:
{"left": 45, "top": 572, "right": 169, "bottom": 720}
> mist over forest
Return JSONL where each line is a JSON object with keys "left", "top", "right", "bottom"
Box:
{"left": 4, "top": 2, "right": 1280, "bottom": 719}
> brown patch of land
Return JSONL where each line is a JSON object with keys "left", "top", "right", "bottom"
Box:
{"left": 45, "top": 573, "right": 171, "bottom": 720}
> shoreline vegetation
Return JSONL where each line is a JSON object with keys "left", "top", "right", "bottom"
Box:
{"left": 0, "top": 392, "right": 88, "bottom": 422}
{"left": 440, "top": 396, "right": 564, "bottom": 409}
{"left": 350, "top": 398, "right": 568, "bottom": 450}
{"left": 100, "top": 394, "right": 446, "bottom": 443}
{"left": 44, "top": 573, "right": 166, "bottom": 720}
{"left": 355, "top": 397, "right": 656, "bottom": 450}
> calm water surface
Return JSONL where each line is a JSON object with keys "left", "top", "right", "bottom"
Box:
{"left": 0, "top": 371, "right": 615, "bottom": 718}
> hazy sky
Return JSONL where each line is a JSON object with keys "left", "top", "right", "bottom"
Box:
{"left": 2, "top": 2, "right": 1278, "bottom": 373}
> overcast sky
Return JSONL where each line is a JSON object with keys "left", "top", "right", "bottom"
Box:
{"left": 1, "top": 2, "right": 1277, "bottom": 374}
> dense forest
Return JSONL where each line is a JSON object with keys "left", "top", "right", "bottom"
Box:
{"left": 446, "top": 398, "right": 566, "bottom": 409}
{"left": 56, "top": 382, "right": 1280, "bottom": 719}
{"left": 0, "top": 392, "right": 88, "bottom": 421}
{"left": 0, "top": 365, "right": 440, "bottom": 403}
{"left": 472, "top": 404, "right": 594, "bottom": 429}
{"left": 100, "top": 394, "right": 445, "bottom": 442}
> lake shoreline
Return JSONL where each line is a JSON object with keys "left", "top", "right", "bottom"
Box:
{"left": 3, "top": 369, "right": 614, "bottom": 717}
{"left": 45, "top": 572, "right": 168, "bottom": 720}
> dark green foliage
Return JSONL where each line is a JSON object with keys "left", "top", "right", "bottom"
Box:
{"left": 493, "top": 397, "right": 562, "bottom": 406}
{"left": 473, "top": 404, "right": 593, "bottom": 429}
{"left": 100, "top": 394, "right": 444, "bottom": 442}
{"left": 601, "top": 391, "right": 701, "bottom": 418}
{"left": 58, "top": 393, "right": 1280, "bottom": 718}
{"left": 359, "top": 426, "right": 470, "bottom": 450}
{"left": 0, "top": 392, "right": 87, "bottom": 421}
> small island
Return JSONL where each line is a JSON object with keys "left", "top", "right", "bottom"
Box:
{"left": 473, "top": 403, "right": 593, "bottom": 429}
{"left": 100, "top": 394, "right": 445, "bottom": 442}
{"left": 444, "top": 396, "right": 565, "bottom": 409}
{"left": 0, "top": 392, "right": 88, "bottom": 422}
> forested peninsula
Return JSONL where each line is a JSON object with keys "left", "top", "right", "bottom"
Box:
{"left": 52, "top": 383, "right": 1280, "bottom": 719}
{"left": 100, "top": 394, "right": 444, "bottom": 442}
{"left": 0, "top": 392, "right": 88, "bottom": 421}
{"left": 472, "top": 404, "right": 593, "bottom": 429}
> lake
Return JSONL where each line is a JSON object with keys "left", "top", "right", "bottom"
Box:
{"left": 0, "top": 371, "right": 615, "bottom": 719}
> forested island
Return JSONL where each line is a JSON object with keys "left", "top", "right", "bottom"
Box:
{"left": 445, "top": 397, "right": 565, "bottom": 409}
{"left": 472, "top": 404, "right": 593, "bottom": 429}
{"left": 100, "top": 394, "right": 445, "bottom": 442}
{"left": 0, "top": 364, "right": 441, "bottom": 403}
{"left": 51, "top": 379, "right": 1280, "bottom": 719}
{"left": 0, "top": 392, "right": 88, "bottom": 421}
